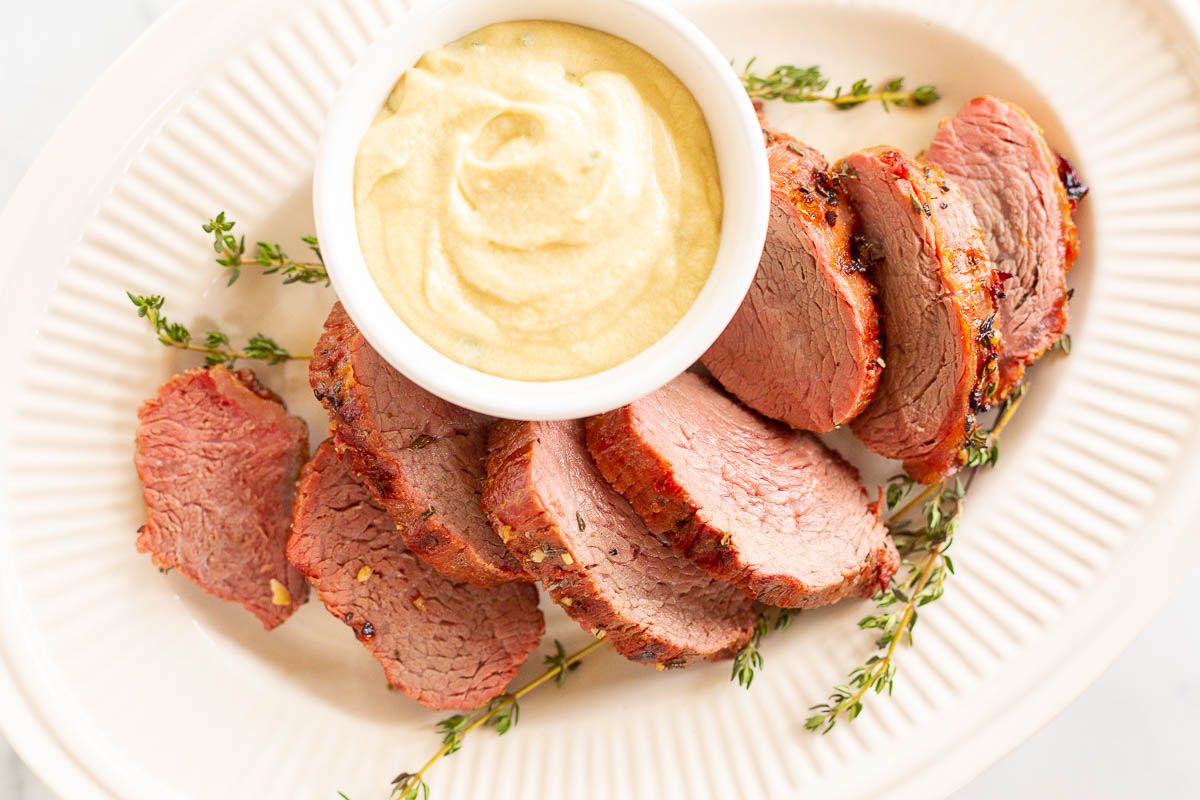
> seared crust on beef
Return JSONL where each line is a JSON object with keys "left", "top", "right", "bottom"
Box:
{"left": 135, "top": 366, "right": 309, "bottom": 629}
{"left": 309, "top": 304, "right": 527, "bottom": 587}
{"left": 840, "top": 148, "right": 1001, "bottom": 484}
{"left": 586, "top": 373, "right": 898, "bottom": 609}
{"left": 703, "top": 124, "right": 881, "bottom": 432}
{"left": 483, "top": 420, "right": 755, "bottom": 667}
{"left": 926, "top": 96, "right": 1082, "bottom": 397}
{"left": 288, "top": 442, "right": 544, "bottom": 710}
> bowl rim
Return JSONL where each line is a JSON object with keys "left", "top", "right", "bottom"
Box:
{"left": 312, "top": 0, "right": 769, "bottom": 420}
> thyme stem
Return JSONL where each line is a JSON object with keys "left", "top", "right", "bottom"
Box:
{"left": 836, "top": 490, "right": 950, "bottom": 717}
{"left": 989, "top": 390, "right": 1025, "bottom": 439}
{"left": 743, "top": 86, "right": 931, "bottom": 108}
{"left": 805, "top": 385, "right": 1028, "bottom": 733}
{"left": 204, "top": 211, "right": 328, "bottom": 286}
{"left": 236, "top": 257, "right": 324, "bottom": 272}
{"left": 824, "top": 89, "right": 930, "bottom": 108}
{"left": 887, "top": 483, "right": 940, "bottom": 526}
{"left": 161, "top": 339, "right": 312, "bottom": 362}
{"left": 739, "top": 59, "right": 940, "bottom": 111}
{"left": 888, "top": 388, "right": 1025, "bottom": 524}
{"left": 127, "top": 292, "right": 310, "bottom": 367}
{"left": 392, "top": 638, "right": 608, "bottom": 799}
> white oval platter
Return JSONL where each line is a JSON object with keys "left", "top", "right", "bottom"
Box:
{"left": 2, "top": 0, "right": 1200, "bottom": 798}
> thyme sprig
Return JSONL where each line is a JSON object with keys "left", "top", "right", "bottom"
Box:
{"left": 962, "top": 426, "right": 1001, "bottom": 469}
{"left": 127, "top": 293, "right": 309, "bottom": 367}
{"left": 203, "top": 212, "right": 328, "bottom": 286}
{"left": 732, "top": 607, "right": 797, "bottom": 689}
{"left": 739, "top": 59, "right": 940, "bottom": 111}
{"left": 390, "top": 638, "right": 606, "bottom": 800}
{"left": 804, "top": 385, "right": 1027, "bottom": 733}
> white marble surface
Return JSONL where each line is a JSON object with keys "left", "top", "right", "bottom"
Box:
{"left": 1, "top": 2, "right": 1197, "bottom": 798}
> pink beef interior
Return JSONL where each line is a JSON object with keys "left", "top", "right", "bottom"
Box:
{"left": 627, "top": 373, "right": 890, "bottom": 598}
{"left": 702, "top": 131, "right": 879, "bottom": 432}
{"left": 486, "top": 419, "right": 753, "bottom": 664}
{"left": 842, "top": 150, "right": 973, "bottom": 465}
{"left": 310, "top": 304, "right": 525, "bottom": 585}
{"left": 288, "top": 442, "right": 543, "bottom": 710}
{"left": 134, "top": 366, "right": 309, "bottom": 629}
{"left": 926, "top": 95, "right": 1071, "bottom": 369}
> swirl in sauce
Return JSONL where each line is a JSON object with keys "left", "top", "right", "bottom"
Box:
{"left": 354, "top": 21, "right": 722, "bottom": 380}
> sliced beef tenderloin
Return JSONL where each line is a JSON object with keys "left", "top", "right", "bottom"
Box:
{"left": 838, "top": 147, "right": 1002, "bottom": 484}
{"left": 925, "top": 96, "right": 1084, "bottom": 397}
{"left": 586, "top": 372, "right": 897, "bottom": 609}
{"left": 702, "top": 124, "right": 881, "bottom": 432}
{"left": 310, "top": 303, "right": 527, "bottom": 587}
{"left": 288, "top": 441, "right": 544, "bottom": 710}
{"left": 135, "top": 366, "right": 309, "bottom": 629}
{"left": 483, "top": 419, "right": 755, "bottom": 668}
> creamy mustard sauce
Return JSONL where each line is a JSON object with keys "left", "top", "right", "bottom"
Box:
{"left": 354, "top": 21, "right": 723, "bottom": 380}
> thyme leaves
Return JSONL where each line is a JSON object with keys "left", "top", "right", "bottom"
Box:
{"left": 804, "top": 385, "right": 1028, "bottom": 733}
{"left": 127, "top": 293, "right": 308, "bottom": 367}
{"left": 390, "top": 638, "right": 606, "bottom": 800}
{"left": 739, "top": 59, "right": 940, "bottom": 111}
{"left": 962, "top": 425, "right": 1001, "bottom": 469}
{"left": 731, "top": 613, "right": 768, "bottom": 689}
{"left": 542, "top": 639, "right": 576, "bottom": 688}
{"left": 731, "top": 606, "right": 798, "bottom": 689}
{"left": 886, "top": 474, "right": 918, "bottom": 512}
{"left": 728, "top": 390, "right": 1029, "bottom": 702}
{"left": 203, "top": 211, "right": 328, "bottom": 287}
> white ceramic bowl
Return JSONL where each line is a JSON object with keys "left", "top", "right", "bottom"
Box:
{"left": 313, "top": 0, "right": 768, "bottom": 420}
